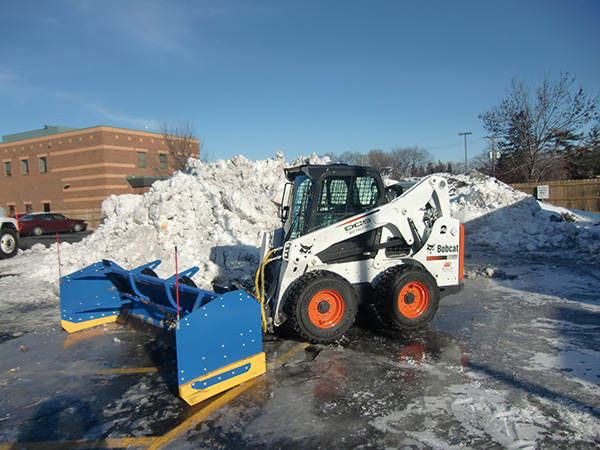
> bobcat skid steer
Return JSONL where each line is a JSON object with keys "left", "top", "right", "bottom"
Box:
{"left": 257, "top": 164, "right": 464, "bottom": 344}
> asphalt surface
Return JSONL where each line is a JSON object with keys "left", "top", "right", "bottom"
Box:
{"left": 0, "top": 250, "right": 599, "bottom": 449}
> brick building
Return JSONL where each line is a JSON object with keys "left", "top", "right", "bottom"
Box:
{"left": 1, "top": 125, "right": 190, "bottom": 228}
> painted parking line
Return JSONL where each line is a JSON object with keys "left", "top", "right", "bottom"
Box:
{"left": 0, "top": 437, "right": 153, "bottom": 450}
{"left": 61, "top": 324, "right": 121, "bottom": 348}
{"left": 148, "top": 378, "right": 261, "bottom": 450}
{"left": 148, "top": 342, "right": 311, "bottom": 450}
{"left": 2, "top": 342, "right": 311, "bottom": 450}
{"left": 267, "top": 341, "right": 311, "bottom": 370}
{"left": 43, "top": 366, "right": 176, "bottom": 376}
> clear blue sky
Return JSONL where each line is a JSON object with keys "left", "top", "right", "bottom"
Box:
{"left": 1, "top": 0, "right": 599, "bottom": 164}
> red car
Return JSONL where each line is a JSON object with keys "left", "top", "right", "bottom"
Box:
{"left": 18, "top": 213, "right": 88, "bottom": 236}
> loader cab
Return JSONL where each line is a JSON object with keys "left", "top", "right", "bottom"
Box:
{"left": 281, "top": 164, "right": 386, "bottom": 240}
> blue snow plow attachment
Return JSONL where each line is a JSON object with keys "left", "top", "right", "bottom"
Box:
{"left": 59, "top": 259, "right": 266, "bottom": 406}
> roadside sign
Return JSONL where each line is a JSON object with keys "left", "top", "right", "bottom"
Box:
{"left": 536, "top": 185, "right": 550, "bottom": 199}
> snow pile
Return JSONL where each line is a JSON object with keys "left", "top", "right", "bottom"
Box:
{"left": 15, "top": 157, "right": 600, "bottom": 291}
{"left": 28, "top": 153, "right": 332, "bottom": 288}
{"left": 446, "top": 172, "right": 600, "bottom": 263}
{"left": 31, "top": 154, "right": 285, "bottom": 289}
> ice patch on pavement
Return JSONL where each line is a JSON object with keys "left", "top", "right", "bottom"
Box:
{"left": 370, "top": 379, "right": 600, "bottom": 448}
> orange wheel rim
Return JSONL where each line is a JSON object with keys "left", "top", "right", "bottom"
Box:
{"left": 308, "top": 289, "right": 345, "bottom": 328}
{"left": 397, "top": 282, "right": 429, "bottom": 318}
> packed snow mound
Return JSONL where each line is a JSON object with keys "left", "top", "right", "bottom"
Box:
{"left": 19, "top": 157, "right": 600, "bottom": 288}
{"left": 446, "top": 172, "right": 600, "bottom": 263}
{"left": 29, "top": 153, "right": 330, "bottom": 288}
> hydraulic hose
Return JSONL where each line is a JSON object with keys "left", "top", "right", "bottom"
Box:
{"left": 255, "top": 247, "right": 281, "bottom": 333}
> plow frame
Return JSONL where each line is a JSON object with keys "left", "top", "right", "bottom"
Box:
{"left": 59, "top": 259, "right": 266, "bottom": 405}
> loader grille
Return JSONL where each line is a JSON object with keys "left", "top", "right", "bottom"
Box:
{"left": 384, "top": 237, "right": 411, "bottom": 258}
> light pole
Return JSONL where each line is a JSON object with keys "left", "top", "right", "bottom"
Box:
{"left": 484, "top": 135, "right": 499, "bottom": 178}
{"left": 458, "top": 132, "right": 472, "bottom": 172}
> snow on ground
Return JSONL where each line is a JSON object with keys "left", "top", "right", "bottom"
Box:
{"left": 1, "top": 154, "right": 599, "bottom": 447}
{"left": 447, "top": 171, "right": 600, "bottom": 264}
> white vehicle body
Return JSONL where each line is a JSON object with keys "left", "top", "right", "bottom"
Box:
{"left": 0, "top": 206, "right": 19, "bottom": 259}
{"left": 259, "top": 165, "right": 464, "bottom": 342}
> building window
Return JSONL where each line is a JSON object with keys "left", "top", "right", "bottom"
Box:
{"left": 4, "top": 161, "right": 11, "bottom": 177}
{"left": 25, "top": 204, "right": 33, "bottom": 214}
{"left": 43, "top": 202, "right": 51, "bottom": 212}
{"left": 21, "top": 159, "right": 29, "bottom": 176}
{"left": 39, "top": 156, "right": 47, "bottom": 174}
{"left": 159, "top": 153, "right": 168, "bottom": 170}
{"left": 137, "top": 151, "right": 147, "bottom": 168}
{"left": 8, "top": 205, "right": 15, "bottom": 216}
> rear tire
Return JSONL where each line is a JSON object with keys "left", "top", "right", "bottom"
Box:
{"left": 284, "top": 270, "right": 358, "bottom": 344}
{"left": 0, "top": 228, "right": 18, "bottom": 259}
{"left": 375, "top": 265, "right": 439, "bottom": 330}
{"left": 32, "top": 226, "right": 44, "bottom": 236}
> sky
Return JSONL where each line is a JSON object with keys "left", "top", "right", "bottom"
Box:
{"left": 1, "top": 0, "right": 599, "bottom": 165}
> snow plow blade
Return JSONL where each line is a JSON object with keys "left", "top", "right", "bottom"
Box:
{"left": 59, "top": 259, "right": 266, "bottom": 406}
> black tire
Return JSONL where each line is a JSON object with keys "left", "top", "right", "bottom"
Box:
{"left": 284, "top": 270, "right": 358, "bottom": 344}
{"left": 72, "top": 223, "right": 82, "bottom": 232}
{"left": 0, "top": 228, "right": 18, "bottom": 259}
{"left": 375, "top": 265, "right": 440, "bottom": 330}
{"left": 32, "top": 226, "right": 44, "bottom": 236}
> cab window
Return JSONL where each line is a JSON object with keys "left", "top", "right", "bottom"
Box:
{"left": 287, "top": 175, "right": 313, "bottom": 240}
{"left": 314, "top": 175, "right": 380, "bottom": 231}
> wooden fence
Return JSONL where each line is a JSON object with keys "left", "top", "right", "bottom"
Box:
{"left": 511, "top": 179, "right": 600, "bottom": 213}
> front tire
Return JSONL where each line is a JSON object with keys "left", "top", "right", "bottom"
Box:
{"left": 375, "top": 265, "right": 440, "bottom": 330}
{"left": 284, "top": 270, "right": 358, "bottom": 344}
{"left": 0, "top": 228, "right": 18, "bottom": 259}
{"left": 72, "top": 223, "right": 82, "bottom": 232}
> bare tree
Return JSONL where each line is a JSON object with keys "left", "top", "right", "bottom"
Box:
{"left": 367, "top": 149, "right": 396, "bottom": 176}
{"left": 325, "top": 151, "right": 366, "bottom": 165}
{"left": 390, "top": 146, "right": 432, "bottom": 178}
{"left": 326, "top": 147, "right": 435, "bottom": 179}
{"left": 480, "top": 73, "right": 600, "bottom": 183}
{"left": 157, "top": 120, "right": 207, "bottom": 174}
{"left": 470, "top": 150, "right": 495, "bottom": 176}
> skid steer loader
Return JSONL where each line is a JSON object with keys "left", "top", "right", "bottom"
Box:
{"left": 257, "top": 164, "right": 464, "bottom": 343}
{"left": 59, "top": 164, "right": 463, "bottom": 405}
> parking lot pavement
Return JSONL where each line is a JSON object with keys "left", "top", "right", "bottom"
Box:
{"left": 1, "top": 251, "right": 599, "bottom": 449}
{"left": 0, "top": 322, "right": 313, "bottom": 448}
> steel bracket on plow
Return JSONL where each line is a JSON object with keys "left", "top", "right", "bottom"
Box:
{"left": 59, "top": 259, "right": 266, "bottom": 406}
